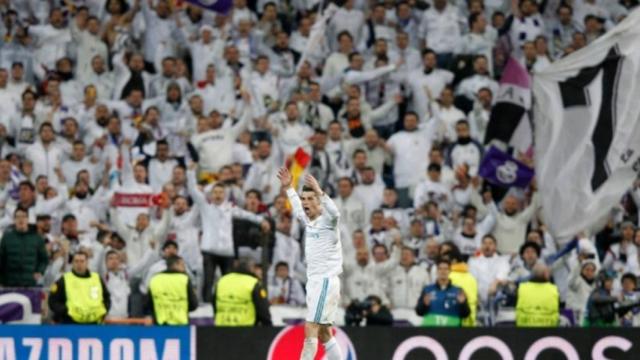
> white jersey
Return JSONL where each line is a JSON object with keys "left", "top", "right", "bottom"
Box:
{"left": 286, "top": 188, "right": 343, "bottom": 280}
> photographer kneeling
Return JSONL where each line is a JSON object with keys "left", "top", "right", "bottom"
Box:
{"left": 345, "top": 295, "right": 393, "bottom": 326}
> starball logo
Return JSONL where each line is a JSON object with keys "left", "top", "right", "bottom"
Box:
{"left": 267, "top": 325, "right": 357, "bottom": 360}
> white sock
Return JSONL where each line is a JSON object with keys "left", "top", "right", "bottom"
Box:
{"left": 323, "top": 338, "right": 342, "bottom": 360}
{"left": 300, "top": 338, "right": 318, "bottom": 360}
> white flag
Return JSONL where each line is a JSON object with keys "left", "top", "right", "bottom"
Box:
{"left": 533, "top": 9, "right": 640, "bottom": 241}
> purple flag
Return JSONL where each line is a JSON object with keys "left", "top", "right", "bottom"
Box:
{"left": 0, "top": 288, "right": 43, "bottom": 324}
{"left": 185, "top": 0, "right": 232, "bottom": 13}
{"left": 479, "top": 146, "right": 534, "bottom": 188}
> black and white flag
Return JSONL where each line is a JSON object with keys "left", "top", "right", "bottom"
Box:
{"left": 533, "top": 9, "right": 640, "bottom": 241}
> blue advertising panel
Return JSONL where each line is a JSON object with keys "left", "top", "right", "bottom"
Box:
{"left": 0, "top": 325, "right": 191, "bottom": 360}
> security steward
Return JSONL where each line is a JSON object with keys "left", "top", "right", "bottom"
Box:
{"left": 516, "top": 263, "right": 559, "bottom": 327}
{"left": 49, "top": 251, "right": 111, "bottom": 324}
{"left": 148, "top": 255, "right": 198, "bottom": 325}
{"left": 213, "top": 257, "right": 272, "bottom": 326}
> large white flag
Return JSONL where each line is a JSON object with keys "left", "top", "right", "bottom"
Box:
{"left": 533, "top": 9, "right": 640, "bottom": 241}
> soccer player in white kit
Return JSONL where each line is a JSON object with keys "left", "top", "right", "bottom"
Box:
{"left": 277, "top": 167, "right": 343, "bottom": 360}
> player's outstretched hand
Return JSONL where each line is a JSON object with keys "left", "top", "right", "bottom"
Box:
{"left": 277, "top": 167, "right": 292, "bottom": 188}
{"left": 304, "top": 174, "right": 322, "bottom": 195}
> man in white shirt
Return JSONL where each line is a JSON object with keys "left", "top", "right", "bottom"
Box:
{"left": 268, "top": 261, "right": 306, "bottom": 306}
{"left": 271, "top": 213, "right": 306, "bottom": 283}
{"left": 112, "top": 51, "right": 153, "bottom": 100}
{"left": 414, "top": 163, "right": 453, "bottom": 213}
{"left": 109, "top": 202, "right": 171, "bottom": 274}
{"left": 471, "top": 190, "right": 540, "bottom": 255}
{"left": 61, "top": 141, "right": 98, "bottom": 188}
{"left": 103, "top": 250, "right": 130, "bottom": 319}
{"left": 0, "top": 68, "right": 19, "bottom": 120}
{"left": 113, "top": 140, "right": 154, "bottom": 226}
{"left": 468, "top": 87, "right": 493, "bottom": 141}
{"left": 140, "top": 0, "right": 179, "bottom": 72}
{"left": 353, "top": 167, "right": 384, "bottom": 218}
{"left": 329, "top": 0, "right": 365, "bottom": 51}
{"left": 79, "top": 55, "right": 115, "bottom": 101}
{"left": 457, "top": 12, "right": 498, "bottom": 68}
{"left": 360, "top": 3, "right": 396, "bottom": 49}
{"left": 333, "top": 177, "right": 367, "bottom": 235}
{"left": 290, "top": 16, "right": 328, "bottom": 68}
{"left": 446, "top": 120, "right": 484, "bottom": 177}
{"left": 70, "top": 13, "right": 108, "bottom": 83}
{"left": 432, "top": 87, "right": 467, "bottom": 143}
{"left": 453, "top": 214, "right": 496, "bottom": 259}
{"left": 419, "top": 0, "right": 463, "bottom": 66}
{"left": 249, "top": 55, "right": 281, "bottom": 117}
{"left": 244, "top": 139, "right": 280, "bottom": 204}
{"left": 388, "top": 247, "right": 431, "bottom": 309}
{"left": 384, "top": 112, "right": 435, "bottom": 207}
{"left": 195, "top": 65, "right": 235, "bottom": 116}
{"left": 270, "top": 101, "right": 314, "bottom": 159}
{"left": 392, "top": 31, "right": 422, "bottom": 77}
{"left": 6, "top": 63, "right": 30, "bottom": 102}
{"left": 189, "top": 25, "right": 225, "bottom": 83}
{"left": 469, "top": 235, "right": 510, "bottom": 306}
{"left": 147, "top": 139, "right": 179, "bottom": 193}
{"left": 342, "top": 240, "right": 402, "bottom": 307}
{"left": 27, "top": 8, "right": 72, "bottom": 81}
{"left": 406, "top": 50, "right": 454, "bottom": 121}
{"left": 394, "top": 2, "right": 421, "bottom": 48}
{"left": 456, "top": 55, "right": 499, "bottom": 106}
{"left": 190, "top": 98, "right": 250, "bottom": 174}
{"left": 187, "top": 165, "right": 270, "bottom": 302}
{"left": 25, "top": 123, "right": 64, "bottom": 187}
{"left": 547, "top": 3, "right": 584, "bottom": 58}
{"left": 298, "top": 82, "right": 335, "bottom": 131}
{"left": 321, "top": 31, "right": 353, "bottom": 101}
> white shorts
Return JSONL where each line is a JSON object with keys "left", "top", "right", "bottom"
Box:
{"left": 306, "top": 276, "right": 341, "bottom": 325}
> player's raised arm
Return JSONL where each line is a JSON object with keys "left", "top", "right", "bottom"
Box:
{"left": 304, "top": 174, "right": 340, "bottom": 220}
{"left": 278, "top": 167, "right": 307, "bottom": 223}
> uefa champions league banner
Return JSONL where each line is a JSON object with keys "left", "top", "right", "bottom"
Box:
{"left": 197, "top": 326, "right": 638, "bottom": 360}
{"left": 0, "top": 325, "right": 192, "bottom": 360}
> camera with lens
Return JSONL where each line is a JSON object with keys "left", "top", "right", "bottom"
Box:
{"left": 345, "top": 298, "right": 373, "bottom": 326}
{"left": 588, "top": 297, "right": 640, "bottom": 324}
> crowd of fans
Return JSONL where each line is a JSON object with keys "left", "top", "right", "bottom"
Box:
{"left": 0, "top": 0, "right": 640, "bottom": 327}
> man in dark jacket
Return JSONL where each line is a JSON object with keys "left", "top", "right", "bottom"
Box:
{"left": 0, "top": 207, "right": 48, "bottom": 287}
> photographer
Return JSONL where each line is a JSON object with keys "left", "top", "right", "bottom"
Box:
{"left": 345, "top": 295, "right": 393, "bottom": 326}
{"left": 585, "top": 270, "right": 619, "bottom": 327}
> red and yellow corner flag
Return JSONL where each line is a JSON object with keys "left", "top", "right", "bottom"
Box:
{"left": 288, "top": 147, "right": 311, "bottom": 190}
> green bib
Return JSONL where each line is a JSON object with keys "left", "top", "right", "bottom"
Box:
{"left": 64, "top": 272, "right": 106, "bottom": 323}
{"left": 215, "top": 273, "right": 258, "bottom": 326}
{"left": 149, "top": 272, "right": 190, "bottom": 325}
